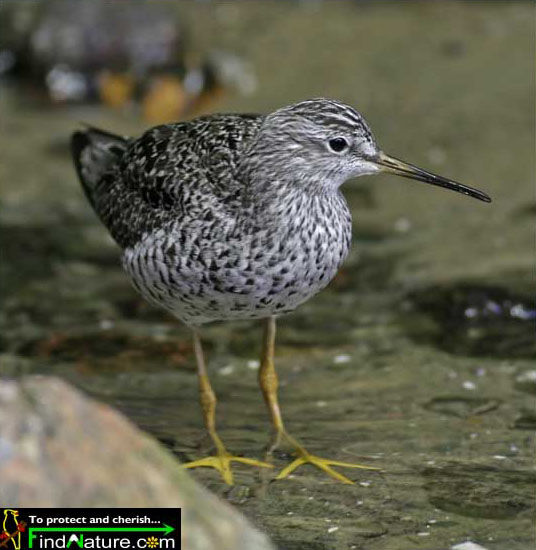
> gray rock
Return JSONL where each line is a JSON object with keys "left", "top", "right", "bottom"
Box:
{"left": 0, "top": 375, "right": 274, "bottom": 550}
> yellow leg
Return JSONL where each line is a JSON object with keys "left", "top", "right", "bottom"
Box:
{"left": 183, "top": 328, "right": 272, "bottom": 484}
{"left": 259, "top": 316, "right": 380, "bottom": 484}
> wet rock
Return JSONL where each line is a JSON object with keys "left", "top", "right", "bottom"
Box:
{"left": 0, "top": 376, "right": 274, "bottom": 550}
{"left": 421, "top": 462, "right": 535, "bottom": 519}
{"left": 512, "top": 409, "right": 536, "bottom": 430}
{"left": 423, "top": 396, "right": 501, "bottom": 418}
{"left": 403, "top": 283, "right": 536, "bottom": 358}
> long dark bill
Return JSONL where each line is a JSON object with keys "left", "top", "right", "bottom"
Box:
{"left": 375, "top": 151, "right": 491, "bottom": 203}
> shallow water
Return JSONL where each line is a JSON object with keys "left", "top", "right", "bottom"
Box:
{"left": 1, "top": 2, "right": 534, "bottom": 549}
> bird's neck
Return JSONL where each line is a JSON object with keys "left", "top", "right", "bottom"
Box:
{"left": 246, "top": 174, "right": 326, "bottom": 216}
{"left": 243, "top": 172, "right": 348, "bottom": 234}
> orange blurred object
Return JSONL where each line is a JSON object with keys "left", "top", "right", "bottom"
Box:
{"left": 97, "top": 71, "right": 135, "bottom": 108}
{"left": 142, "top": 75, "right": 187, "bottom": 124}
{"left": 189, "top": 84, "right": 225, "bottom": 117}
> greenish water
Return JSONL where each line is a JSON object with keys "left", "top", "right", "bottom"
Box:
{"left": 1, "top": 2, "right": 534, "bottom": 549}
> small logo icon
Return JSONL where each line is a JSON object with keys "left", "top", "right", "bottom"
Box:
{"left": 146, "top": 537, "right": 159, "bottom": 549}
{"left": 1, "top": 509, "right": 26, "bottom": 550}
{"left": 66, "top": 534, "right": 84, "bottom": 549}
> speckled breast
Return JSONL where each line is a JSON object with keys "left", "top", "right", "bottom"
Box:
{"left": 122, "top": 193, "right": 353, "bottom": 326}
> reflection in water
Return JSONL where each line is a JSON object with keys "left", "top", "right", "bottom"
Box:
{"left": 403, "top": 283, "right": 536, "bottom": 358}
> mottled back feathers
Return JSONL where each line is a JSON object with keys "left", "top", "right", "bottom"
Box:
{"left": 72, "top": 114, "right": 264, "bottom": 248}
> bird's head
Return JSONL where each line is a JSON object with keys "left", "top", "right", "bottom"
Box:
{"left": 250, "top": 98, "right": 490, "bottom": 202}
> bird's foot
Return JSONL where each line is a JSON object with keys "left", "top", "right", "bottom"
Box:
{"left": 273, "top": 432, "right": 380, "bottom": 484}
{"left": 183, "top": 449, "right": 273, "bottom": 485}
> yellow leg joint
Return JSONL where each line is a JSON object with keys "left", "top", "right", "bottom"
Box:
{"left": 259, "top": 317, "right": 381, "bottom": 484}
{"left": 182, "top": 329, "right": 272, "bottom": 484}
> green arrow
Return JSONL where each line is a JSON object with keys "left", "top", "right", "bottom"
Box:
{"left": 29, "top": 524, "right": 175, "bottom": 547}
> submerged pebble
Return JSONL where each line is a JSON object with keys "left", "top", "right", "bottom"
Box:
{"left": 423, "top": 396, "right": 501, "bottom": 418}
{"left": 514, "top": 369, "right": 536, "bottom": 395}
{"left": 218, "top": 364, "right": 235, "bottom": 376}
{"left": 451, "top": 542, "right": 489, "bottom": 550}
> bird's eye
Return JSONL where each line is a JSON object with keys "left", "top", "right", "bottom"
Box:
{"left": 328, "top": 137, "right": 349, "bottom": 153}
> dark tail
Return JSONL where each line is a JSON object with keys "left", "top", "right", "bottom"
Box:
{"left": 71, "top": 126, "right": 129, "bottom": 210}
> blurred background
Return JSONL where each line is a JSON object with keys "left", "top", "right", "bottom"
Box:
{"left": 1, "top": 1, "right": 534, "bottom": 549}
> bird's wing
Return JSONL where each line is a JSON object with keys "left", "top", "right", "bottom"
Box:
{"left": 72, "top": 126, "right": 130, "bottom": 212}
{"left": 72, "top": 114, "right": 263, "bottom": 248}
{"left": 122, "top": 114, "right": 264, "bottom": 212}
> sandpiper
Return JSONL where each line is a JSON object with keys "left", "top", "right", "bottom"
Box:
{"left": 72, "top": 98, "right": 490, "bottom": 484}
